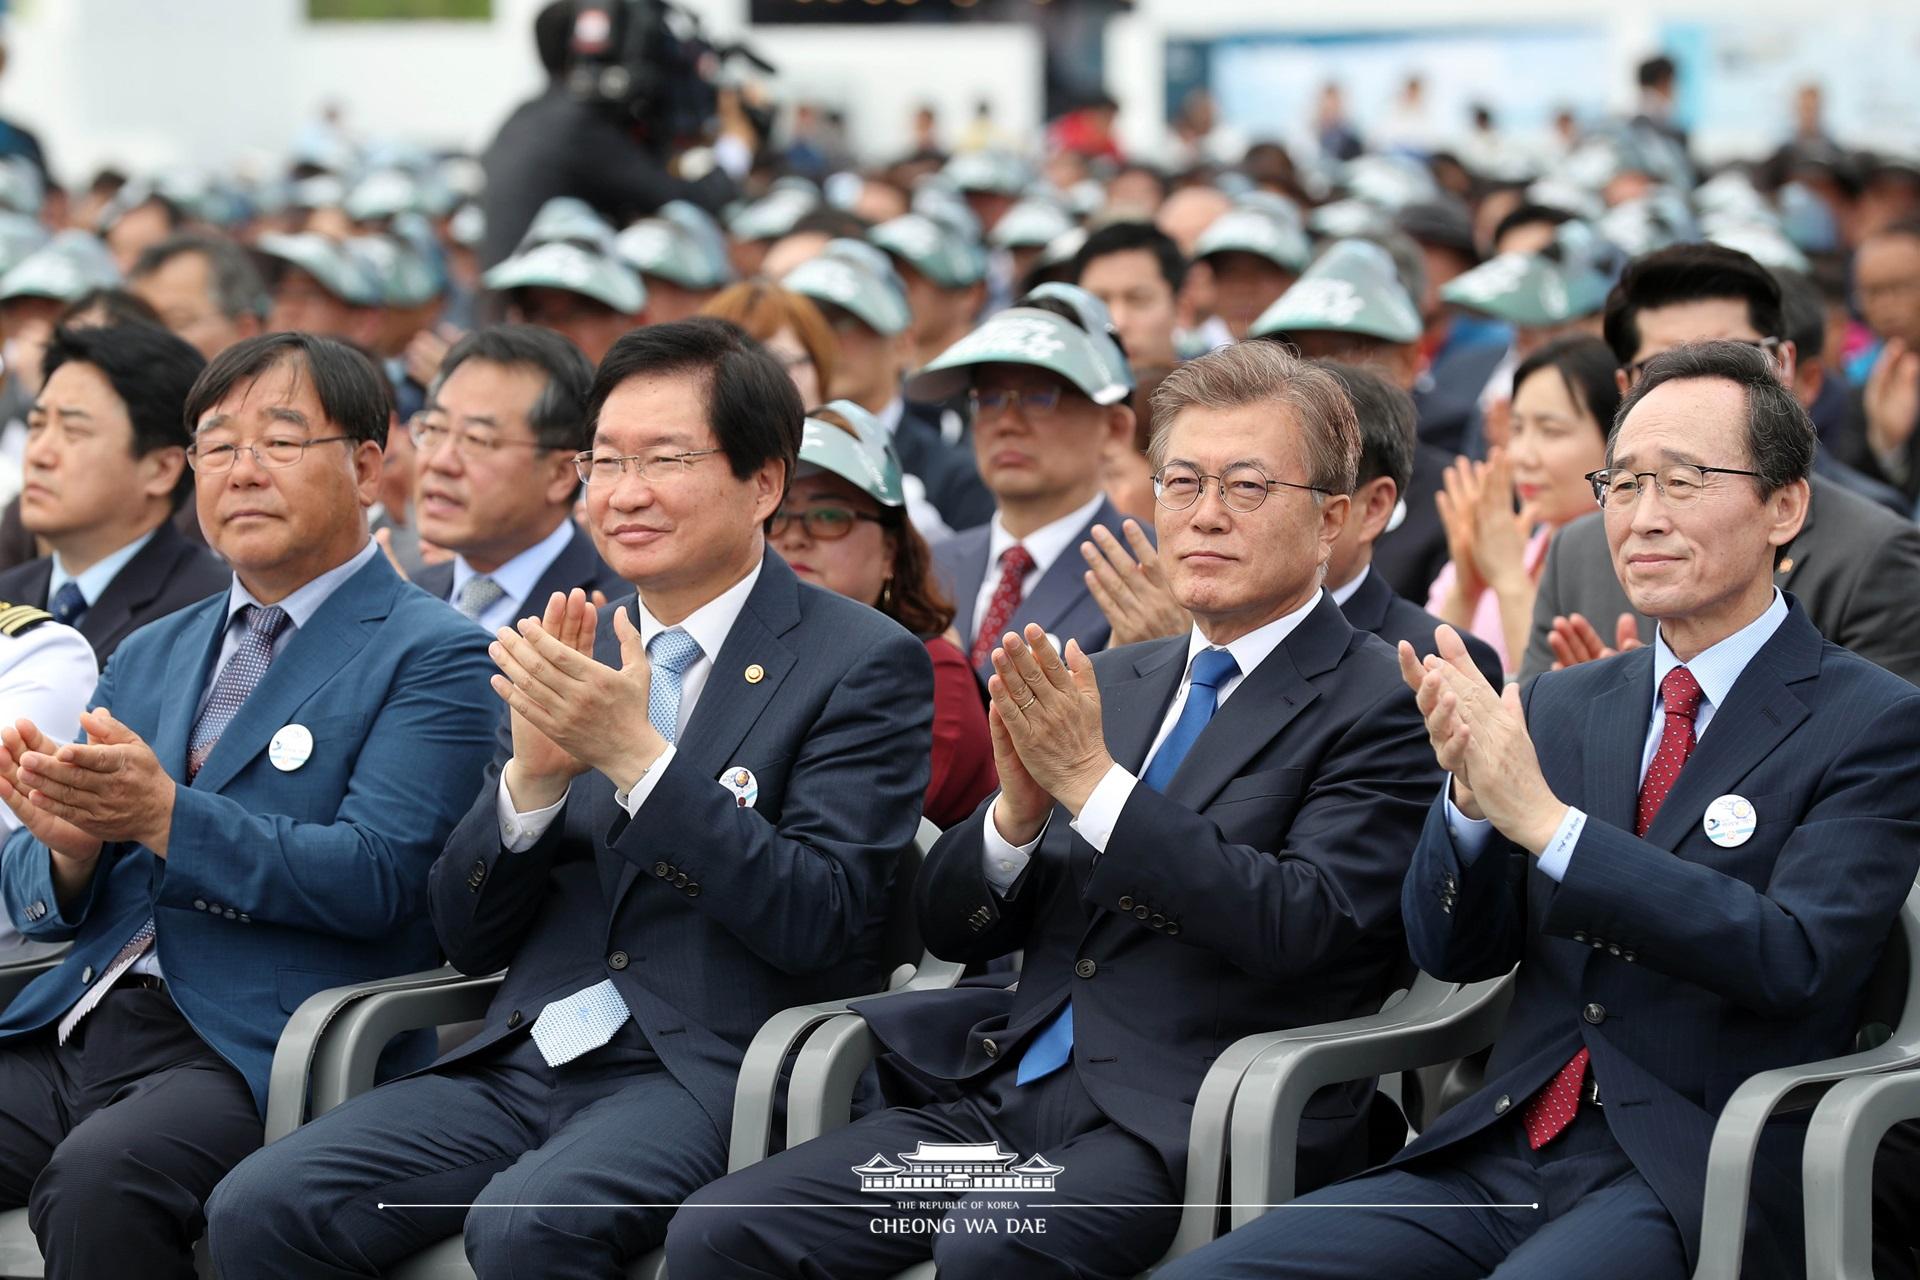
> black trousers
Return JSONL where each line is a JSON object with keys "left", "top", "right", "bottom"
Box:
{"left": 0, "top": 981, "right": 262, "bottom": 1280}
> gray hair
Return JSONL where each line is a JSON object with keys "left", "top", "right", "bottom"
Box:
{"left": 129, "top": 231, "right": 269, "bottom": 321}
{"left": 1148, "top": 341, "right": 1362, "bottom": 495}
{"left": 1611, "top": 339, "right": 1814, "bottom": 496}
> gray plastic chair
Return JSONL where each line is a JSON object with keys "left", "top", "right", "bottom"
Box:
{"left": 367, "top": 818, "right": 956, "bottom": 1280}
{"left": 1218, "top": 881, "right": 1920, "bottom": 1280}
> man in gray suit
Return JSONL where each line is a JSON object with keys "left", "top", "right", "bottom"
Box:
{"left": 1519, "top": 244, "right": 1920, "bottom": 684}
{"left": 911, "top": 285, "right": 1140, "bottom": 683}
{"left": 206, "top": 318, "right": 935, "bottom": 1279}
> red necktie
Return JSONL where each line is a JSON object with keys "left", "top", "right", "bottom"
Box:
{"left": 970, "top": 544, "right": 1036, "bottom": 669}
{"left": 1521, "top": 664, "right": 1705, "bottom": 1149}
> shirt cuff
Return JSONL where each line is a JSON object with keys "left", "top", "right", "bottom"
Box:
{"left": 1067, "top": 763, "right": 1137, "bottom": 855}
{"left": 496, "top": 776, "right": 569, "bottom": 852}
{"left": 612, "top": 745, "right": 677, "bottom": 819}
{"left": 1442, "top": 778, "right": 1494, "bottom": 865}
{"left": 1534, "top": 807, "right": 1587, "bottom": 882}
{"left": 982, "top": 799, "right": 1046, "bottom": 895}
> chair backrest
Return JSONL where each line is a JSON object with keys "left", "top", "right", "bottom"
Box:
{"left": 879, "top": 817, "right": 941, "bottom": 978}
{"left": 1853, "top": 880, "right": 1920, "bottom": 1052}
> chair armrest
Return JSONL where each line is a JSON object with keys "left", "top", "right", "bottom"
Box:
{"left": 1799, "top": 1068, "right": 1920, "bottom": 1280}
{"left": 0, "top": 945, "right": 65, "bottom": 1012}
{"left": 265, "top": 966, "right": 500, "bottom": 1142}
{"left": 1692, "top": 1040, "right": 1920, "bottom": 1280}
{"left": 726, "top": 953, "right": 965, "bottom": 1173}
{"left": 1227, "top": 971, "right": 1517, "bottom": 1227}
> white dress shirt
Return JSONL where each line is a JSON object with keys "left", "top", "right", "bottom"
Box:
{"left": 46, "top": 527, "right": 158, "bottom": 614}
{"left": 497, "top": 559, "right": 764, "bottom": 850}
{"left": 448, "top": 518, "right": 577, "bottom": 632}
{"left": 981, "top": 589, "right": 1326, "bottom": 892}
{"left": 1445, "top": 589, "right": 1791, "bottom": 879}
{"left": 969, "top": 491, "right": 1108, "bottom": 647}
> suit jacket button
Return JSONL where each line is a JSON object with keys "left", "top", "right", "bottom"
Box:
{"left": 685, "top": 883, "right": 701, "bottom": 897}
{"left": 507, "top": 1010, "right": 523, "bottom": 1029}
{"left": 1607, "top": 944, "right": 1621, "bottom": 957}
{"left": 1572, "top": 931, "right": 1586, "bottom": 943}
{"left": 1150, "top": 913, "right": 1166, "bottom": 929}
{"left": 1074, "top": 958, "right": 1097, "bottom": 979}
{"left": 982, "top": 1037, "right": 1000, "bottom": 1059}
{"left": 470, "top": 858, "right": 486, "bottom": 877}
{"left": 1117, "top": 895, "right": 1134, "bottom": 911}
{"left": 608, "top": 951, "right": 630, "bottom": 971}
{"left": 193, "top": 899, "right": 207, "bottom": 911}
{"left": 1132, "top": 905, "right": 1150, "bottom": 921}
{"left": 653, "top": 862, "right": 670, "bottom": 878}
{"left": 239, "top": 914, "right": 250, "bottom": 924}
{"left": 225, "top": 909, "right": 237, "bottom": 920}
{"left": 81, "top": 965, "right": 94, "bottom": 984}
{"left": 673, "top": 872, "right": 689, "bottom": 889}
{"left": 1494, "top": 1094, "right": 1512, "bottom": 1115}
{"left": 1165, "top": 922, "right": 1181, "bottom": 936}
{"left": 1623, "top": 950, "right": 1637, "bottom": 963}
{"left": 1583, "top": 1002, "right": 1606, "bottom": 1025}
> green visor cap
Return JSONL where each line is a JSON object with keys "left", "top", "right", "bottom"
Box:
{"left": 728, "top": 185, "right": 818, "bottom": 243}
{"left": 783, "top": 240, "right": 912, "bottom": 337}
{"left": 988, "top": 197, "right": 1074, "bottom": 249}
{"left": 519, "top": 196, "right": 617, "bottom": 256}
{"left": 345, "top": 168, "right": 421, "bottom": 222}
{"left": 616, "top": 218, "right": 734, "bottom": 290}
{"left": 0, "top": 212, "right": 49, "bottom": 277}
{"left": 870, "top": 213, "right": 986, "bottom": 288}
{"left": 799, "top": 400, "right": 904, "bottom": 507}
{"left": 483, "top": 242, "right": 646, "bottom": 314}
{"left": 944, "top": 151, "right": 1030, "bottom": 196}
{"left": 1251, "top": 239, "right": 1423, "bottom": 343}
{"left": 906, "top": 304, "right": 1132, "bottom": 406}
{"left": 1194, "top": 207, "right": 1311, "bottom": 272}
{"left": 255, "top": 232, "right": 382, "bottom": 307}
{"left": 345, "top": 234, "right": 442, "bottom": 308}
{"left": 0, "top": 232, "right": 119, "bottom": 304}
{"left": 1441, "top": 249, "right": 1609, "bottom": 327}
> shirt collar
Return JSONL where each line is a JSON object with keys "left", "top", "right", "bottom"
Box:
{"left": 450, "top": 519, "right": 575, "bottom": 612}
{"left": 1327, "top": 565, "right": 1369, "bottom": 608}
{"left": 985, "top": 491, "right": 1108, "bottom": 581}
{"left": 1182, "top": 588, "right": 1325, "bottom": 685}
{"left": 1651, "top": 589, "right": 1789, "bottom": 715}
{"left": 636, "top": 557, "right": 764, "bottom": 663}
{"left": 225, "top": 539, "right": 380, "bottom": 633}
{"left": 49, "top": 527, "right": 158, "bottom": 606}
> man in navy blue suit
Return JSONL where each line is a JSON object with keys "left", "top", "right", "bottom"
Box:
{"left": 1159, "top": 341, "right": 1920, "bottom": 1280}
{"left": 0, "top": 333, "right": 498, "bottom": 1280}
{"left": 668, "top": 339, "right": 1438, "bottom": 1280}
{"left": 408, "top": 325, "right": 625, "bottom": 626}
{"left": 208, "top": 318, "right": 934, "bottom": 1279}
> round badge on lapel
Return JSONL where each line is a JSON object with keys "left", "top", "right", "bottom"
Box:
{"left": 268, "top": 724, "right": 314, "bottom": 772}
{"left": 744, "top": 663, "right": 765, "bottom": 684}
{"left": 1702, "top": 794, "right": 1757, "bottom": 848}
{"left": 720, "top": 766, "right": 760, "bottom": 809}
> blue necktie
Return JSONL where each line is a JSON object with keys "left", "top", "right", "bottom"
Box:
{"left": 530, "top": 625, "right": 704, "bottom": 1068}
{"left": 1018, "top": 646, "right": 1241, "bottom": 1086}
{"left": 49, "top": 581, "right": 86, "bottom": 627}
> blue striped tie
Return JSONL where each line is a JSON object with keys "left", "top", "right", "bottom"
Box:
{"left": 1017, "top": 647, "right": 1240, "bottom": 1085}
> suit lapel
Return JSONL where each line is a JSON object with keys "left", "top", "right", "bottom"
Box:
{"left": 1581, "top": 649, "right": 1653, "bottom": 834}
{"left": 609, "top": 552, "right": 802, "bottom": 909}
{"left": 152, "top": 598, "right": 234, "bottom": 779}
{"left": 1102, "top": 638, "right": 1188, "bottom": 773}
{"left": 940, "top": 529, "right": 991, "bottom": 641}
{"left": 525, "top": 524, "right": 594, "bottom": 606}
{"left": 187, "top": 556, "right": 398, "bottom": 794}
{"left": 1017, "top": 501, "right": 1125, "bottom": 637}
{"left": 1338, "top": 569, "right": 1392, "bottom": 634}
{"left": 1158, "top": 596, "right": 1349, "bottom": 810}
{"left": 1641, "top": 610, "right": 1819, "bottom": 849}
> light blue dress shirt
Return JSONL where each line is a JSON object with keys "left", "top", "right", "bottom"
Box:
{"left": 447, "top": 519, "right": 577, "bottom": 632}
{"left": 46, "top": 528, "right": 157, "bottom": 614}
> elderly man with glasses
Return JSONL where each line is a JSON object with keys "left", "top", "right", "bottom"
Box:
{"left": 407, "top": 325, "right": 624, "bottom": 626}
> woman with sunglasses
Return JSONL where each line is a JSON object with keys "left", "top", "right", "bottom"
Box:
{"left": 771, "top": 401, "right": 996, "bottom": 827}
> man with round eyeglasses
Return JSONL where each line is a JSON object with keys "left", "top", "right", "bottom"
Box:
{"left": 407, "top": 325, "right": 623, "bottom": 630}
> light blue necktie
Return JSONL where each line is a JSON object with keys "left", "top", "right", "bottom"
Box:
{"left": 530, "top": 625, "right": 704, "bottom": 1068}
{"left": 1017, "top": 647, "right": 1240, "bottom": 1086}
{"left": 49, "top": 580, "right": 86, "bottom": 627}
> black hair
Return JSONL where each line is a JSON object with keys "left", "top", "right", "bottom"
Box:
{"left": 130, "top": 231, "right": 271, "bottom": 322}
{"left": 587, "top": 317, "right": 801, "bottom": 491}
{"left": 55, "top": 288, "right": 161, "bottom": 331}
{"left": 1318, "top": 359, "right": 1414, "bottom": 495}
{"left": 184, "top": 332, "right": 394, "bottom": 451}
{"left": 433, "top": 324, "right": 595, "bottom": 452}
{"left": 1511, "top": 335, "right": 1620, "bottom": 442}
{"left": 1613, "top": 340, "right": 1813, "bottom": 497}
{"left": 1072, "top": 220, "right": 1188, "bottom": 294}
{"left": 41, "top": 322, "right": 207, "bottom": 511}
{"left": 534, "top": 1, "right": 574, "bottom": 80}
{"left": 1490, "top": 203, "right": 1575, "bottom": 252}
{"left": 1772, "top": 269, "right": 1826, "bottom": 361}
{"left": 1637, "top": 55, "right": 1677, "bottom": 91}
{"left": 1602, "top": 243, "right": 1785, "bottom": 367}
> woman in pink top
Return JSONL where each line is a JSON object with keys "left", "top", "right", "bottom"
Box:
{"left": 1428, "top": 336, "right": 1621, "bottom": 674}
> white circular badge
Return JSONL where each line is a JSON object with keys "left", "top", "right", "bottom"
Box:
{"left": 1702, "top": 794, "right": 1757, "bottom": 848}
{"left": 268, "top": 724, "right": 314, "bottom": 772}
{"left": 720, "top": 766, "right": 760, "bottom": 809}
